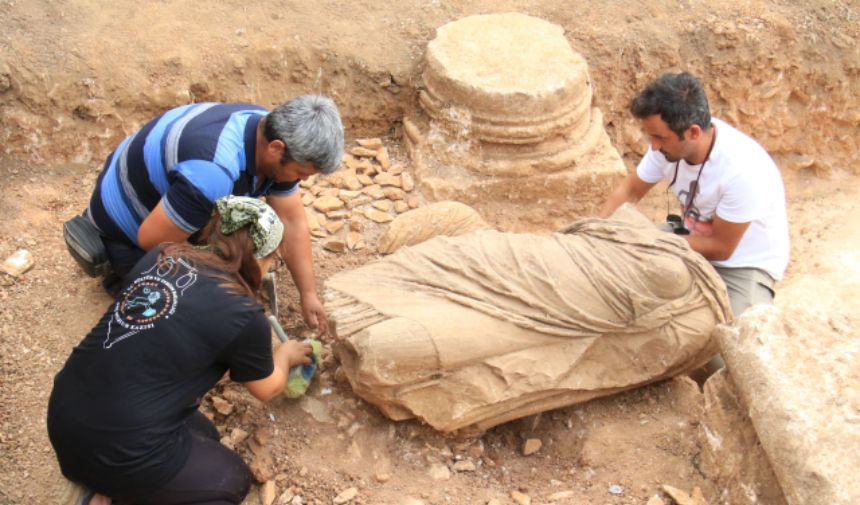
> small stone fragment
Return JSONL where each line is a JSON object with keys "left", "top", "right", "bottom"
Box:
{"left": 374, "top": 473, "right": 391, "bottom": 483}
{"left": 660, "top": 485, "right": 708, "bottom": 505}
{"left": 343, "top": 175, "right": 363, "bottom": 191}
{"left": 278, "top": 489, "right": 295, "bottom": 505}
{"left": 345, "top": 195, "right": 372, "bottom": 210}
{"left": 325, "top": 221, "right": 344, "bottom": 234}
{"left": 351, "top": 147, "right": 377, "bottom": 158}
{"left": 510, "top": 490, "right": 531, "bottom": 505}
{"left": 403, "top": 117, "right": 422, "bottom": 144}
{"left": 333, "top": 487, "right": 358, "bottom": 504}
{"left": 347, "top": 232, "right": 363, "bottom": 251}
{"left": 356, "top": 138, "right": 383, "bottom": 150}
{"left": 343, "top": 154, "right": 362, "bottom": 171}
{"left": 547, "top": 490, "right": 575, "bottom": 501}
{"left": 301, "top": 192, "right": 314, "bottom": 206}
{"left": 249, "top": 453, "right": 274, "bottom": 483}
{"left": 372, "top": 200, "right": 392, "bottom": 212}
{"left": 261, "top": 480, "right": 277, "bottom": 505}
{"left": 357, "top": 173, "right": 374, "bottom": 186}
{"left": 407, "top": 196, "right": 420, "bottom": 209}
{"left": 230, "top": 428, "right": 249, "bottom": 445}
{"left": 452, "top": 460, "right": 476, "bottom": 472}
{"left": 363, "top": 184, "right": 385, "bottom": 199}
{"left": 323, "top": 240, "right": 347, "bottom": 253}
{"left": 394, "top": 201, "right": 409, "bottom": 213}
{"left": 487, "top": 500, "right": 502, "bottom": 505}
{"left": 338, "top": 189, "right": 362, "bottom": 200}
{"left": 349, "top": 219, "right": 363, "bottom": 232}
{"left": 388, "top": 164, "right": 405, "bottom": 176}
{"left": 356, "top": 160, "right": 377, "bottom": 175}
{"left": 1, "top": 249, "right": 34, "bottom": 277}
{"left": 522, "top": 438, "right": 542, "bottom": 456}
{"left": 365, "top": 209, "right": 393, "bottom": 223}
{"left": 428, "top": 463, "right": 451, "bottom": 481}
{"left": 376, "top": 147, "right": 391, "bottom": 170}
{"left": 313, "top": 195, "right": 344, "bottom": 213}
{"left": 320, "top": 187, "right": 340, "bottom": 197}
{"left": 211, "top": 396, "right": 234, "bottom": 416}
{"left": 374, "top": 172, "right": 401, "bottom": 187}
{"left": 645, "top": 496, "right": 667, "bottom": 505}
{"left": 310, "top": 229, "right": 328, "bottom": 238}
{"left": 253, "top": 429, "right": 272, "bottom": 445}
{"left": 608, "top": 484, "right": 623, "bottom": 495}
{"left": 401, "top": 172, "right": 414, "bottom": 192}
{"left": 382, "top": 187, "right": 406, "bottom": 201}
{"left": 326, "top": 210, "right": 351, "bottom": 220}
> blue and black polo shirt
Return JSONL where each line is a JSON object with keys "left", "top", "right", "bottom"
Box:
{"left": 87, "top": 103, "right": 299, "bottom": 245}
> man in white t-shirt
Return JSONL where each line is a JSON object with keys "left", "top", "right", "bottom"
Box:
{"left": 599, "top": 72, "right": 790, "bottom": 318}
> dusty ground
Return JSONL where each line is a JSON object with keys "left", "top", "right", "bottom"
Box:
{"left": 1, "top": 1, "right": 859, "bottom": 504}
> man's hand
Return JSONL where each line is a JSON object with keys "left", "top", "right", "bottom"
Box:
{"left": 597, "top": 172, "right": 655, "bottom": 219}
{"left": 684, "top": 215, "right": 750, "bottom": 261}
{"left": 301, "top": 291, "right": 329, "bottom": 336}
{"left": 267, "top": 192, "right": 329, "bottom": 335}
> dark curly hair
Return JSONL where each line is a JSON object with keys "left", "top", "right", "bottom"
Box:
{"left": 630, "top": 72, "right": 711, "bottom": 139}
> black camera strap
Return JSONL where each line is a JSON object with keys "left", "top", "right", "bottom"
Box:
{"left": 668, "top": 125, "right": 718, "bottom": 220}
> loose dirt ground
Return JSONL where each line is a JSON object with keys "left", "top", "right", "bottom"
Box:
{"left": 1, "top": 1, "right": 858, "bottom": 504}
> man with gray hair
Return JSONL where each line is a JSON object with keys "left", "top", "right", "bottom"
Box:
{"left": 69, "top": 95, "right": 344, "bottom": 334}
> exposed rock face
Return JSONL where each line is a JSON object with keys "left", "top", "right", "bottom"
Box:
{"left": 699, "top": 369, "right": 788, "bottom": 505}
{"left": 715, "top": 305, "right": 860, "bottom": 505}
{"left": 377, "top": 201, "right": 490, "bottom": 254}
{"left": 405, "top": 13, "right": 626, "bottom": 230}
{"left": 327, "top": 206, "right": 731, "bottom": 432}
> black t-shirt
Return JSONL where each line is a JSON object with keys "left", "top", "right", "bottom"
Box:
{"left": 47, "top": 248, "right": 273, "bottom": 497}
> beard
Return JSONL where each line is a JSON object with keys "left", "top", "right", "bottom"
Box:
{"left": 659, "top": 149, "right": 681, "bottom": 162}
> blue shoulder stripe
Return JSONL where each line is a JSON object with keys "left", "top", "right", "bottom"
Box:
{"left": 213, "top": 109, "right": 266, "bottom": 180}
{"left": 142, "top": 103, "right": 199, "bottom": 194}
{"left": 100, "top": 136, "right": 143, "bottom": 244}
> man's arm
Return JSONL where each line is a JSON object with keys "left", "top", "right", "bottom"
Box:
{"left": 684, "top": 215, "right": 750, "bottom": 261}
{"left": 137, "top": 202, "right": 192, "bottom": 251}
{"left": 266, "top": 192, "right": 329, "bottom": 335}
{"left": 597, "top": 172, "right": 656, "bottom": 218}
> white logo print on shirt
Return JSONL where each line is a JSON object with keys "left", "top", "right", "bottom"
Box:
{"left": 103, "top": 257, "right": 198, "bottom": 349}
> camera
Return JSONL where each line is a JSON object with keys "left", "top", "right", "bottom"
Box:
{"left": 665, "top": 214, "right": 690, "bottom": 235}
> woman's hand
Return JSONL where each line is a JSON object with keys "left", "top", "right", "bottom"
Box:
{"left": 245, "top": 340, "right": 312, "bottom": 401}
{"left": 280, "top": 339, "right": 313, "bottom": 368}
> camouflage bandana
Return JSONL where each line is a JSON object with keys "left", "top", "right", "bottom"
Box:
{"left": 214, "top": 196, "right": 284, "bottom": 259}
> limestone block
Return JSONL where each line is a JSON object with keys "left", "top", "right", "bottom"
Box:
{"left": 407, "top": 13, "right": 626, "bottom": 229}
{"left": 716, "top": 305, "right": 860, "bottom": 505}
{"left": 313, "top": 195, "right": 345, "bottom": 213}
{"left": 356, "top": 138, "right": 382, "bottom": 150}
{"left": 365, "top": 209, "right": 393, "bottom": 223}
{"left": 699, "top": 369, "right": 788, "bottom": 505}
{"left": 377, "top": 201, "right": 490, "bottom": 254}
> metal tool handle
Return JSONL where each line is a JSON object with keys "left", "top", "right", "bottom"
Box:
{"left": 268, "top": 315, "right": 289, "bottom": 343}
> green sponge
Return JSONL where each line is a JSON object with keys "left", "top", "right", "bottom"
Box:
{"left": 283, "top": 338, "right": 322, "bottom": 398}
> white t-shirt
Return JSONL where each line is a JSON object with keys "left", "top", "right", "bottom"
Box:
{"left": 636, "top": 118, "right": 790, "bottom": 281}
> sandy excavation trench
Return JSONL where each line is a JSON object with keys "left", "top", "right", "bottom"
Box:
{"left": 1, "top": 2, "right": 859, "bottom": 505}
